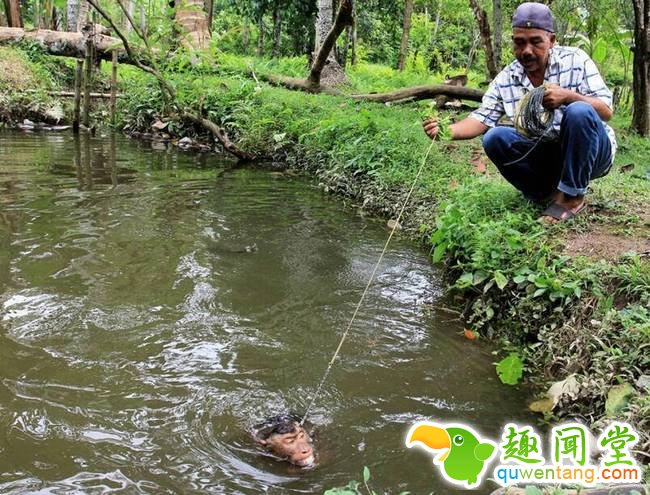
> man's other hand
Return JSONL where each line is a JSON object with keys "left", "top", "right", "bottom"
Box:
{"left": 423, "top": 117, "right": 440, "bottom": 140}
{"left": 543, "top": 84, "right": 570, "bottom": 109}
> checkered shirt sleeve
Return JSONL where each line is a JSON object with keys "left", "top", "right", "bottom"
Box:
{"left": 469, "top": 77, "right": 505, "bottom": 127}
{"left": 577, "top": 51, "right": 614, "bottom": 109}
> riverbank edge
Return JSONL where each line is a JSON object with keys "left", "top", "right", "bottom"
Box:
{"left": 1, "top": 46, "right": 648, "bottom": 475}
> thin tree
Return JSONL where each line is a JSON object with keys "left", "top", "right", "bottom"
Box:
{"left": 315, "top": 0, "right": 346, "bottom": 84}
{"left": 205, "top": 0, "right": 214, "bottom": 30}
{"left": 632, "top": 0, "right": 649, "bottom": 135}
{"left": 397, "top": 0, "right": 414, "bottom": 71}
{"left": 272, "top": 0, "right": 282, "bottom": 57}
{"left": 3, "top": 0, "right": 22, "bottom": 27}
{"left": 492, "top": 0, "right": 502, "bottom": 71}
{"left": 469, "top": 0, "right": 498, "bottom": 79}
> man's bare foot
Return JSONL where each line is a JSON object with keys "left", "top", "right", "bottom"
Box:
{"left": 539, "top": 192, "right": 586, "bottom": 223}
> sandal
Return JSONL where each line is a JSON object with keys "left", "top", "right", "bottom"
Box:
{"left": 539, "top": 202, "right": 586, "bottom": 222}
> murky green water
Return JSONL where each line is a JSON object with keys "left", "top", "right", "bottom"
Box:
{"left": 0, "top": 130, "right": 532, "bottom": 494}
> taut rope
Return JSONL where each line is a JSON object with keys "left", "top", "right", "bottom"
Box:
{"left": 300, "top": 140, "right": 437, "bottom": 425}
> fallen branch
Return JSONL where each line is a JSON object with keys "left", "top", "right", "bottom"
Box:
{"left": 0, "top": 27, "right": 141, "bottom": 65}
{"left": 350, "top": 84, "right": 485, "bottom": 103}
{"left": 22, "top": 89, "right": 124, "bottom": 99}
{"left": 183, "top": 114, "right": 256, "bottom": 161}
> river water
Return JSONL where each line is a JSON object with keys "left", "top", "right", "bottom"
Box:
{"left": 0, "top": 131, "right": 531, "bottom": 494}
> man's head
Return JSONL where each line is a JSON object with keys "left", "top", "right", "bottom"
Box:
{"left": 252, "top": 414, "right": 315, "bottom": 467}
{"left": 511, "top": 3, "right": 556, "bottom": 75}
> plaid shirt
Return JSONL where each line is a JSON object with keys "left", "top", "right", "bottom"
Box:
{"left": 470, "top": 46, "right": 617, "bottom": 159}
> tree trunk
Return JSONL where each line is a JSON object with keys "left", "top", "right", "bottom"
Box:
{"left": 52, "top": 6, "right": 62, "bottom": 30}
{"left": 492, "top": 0, "right": 502, "bottom": 71}
{"left": 175, "top": 0, "right": 210, "bottom": 50}
{"left": 272, "top": 1, "right": 281, "bottom": 58}
{"left": 34, "top": 0, "right": 41, "bottom": 28}
{"left": 350, "top": 0, "right": 357, "bottom": 65}
{"left": 466, "top": 31, "right": 480, "bottom": 73}
{"left": 3, "top": 0, "right": 22, "bottom": 27}
{"left": 315, "top": 0, "right": 333, "bottom": 52}
{"left": 339, "top": 24, "right": 351, "bottom": 67}
{"left": 242, "top": 21, "right": 250, "bottom": 53}
{"left": 124, "top": 0, "right": 134, "bottom": 33}
{"left": 315, "top": 0, "right": 346, "bottom": 85}
{"left": 632, "top": 0, "right": 650, "bottom": 136}
{"left": 0, "top": 27, "right": 144, "bottom": 65}
{"left": 205, "top": 0, "right": 213, "bottom": 31}
{"left": 66, "top": 0, "right": 89, "bottom": 32}
{"left": 256, "top": 14, "right": 264, "bottom": 56}
{"left": 428, "top": 0, "right": 442, "bottom": 70}
{"left": 469, "top": 0, "right": 498, "bottom": 79}
{"left": 397, "top": 0, "right": 414, "bottom": 71}
{"left": 310, "top": 0, "right": 352, "bottom": 86}
{"left": 140, "top": 4, "right": 146, "bottom": 34}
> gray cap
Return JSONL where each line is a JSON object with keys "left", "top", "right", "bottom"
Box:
{"left": 512, "top": 2, "right": 555, "bottom": 32}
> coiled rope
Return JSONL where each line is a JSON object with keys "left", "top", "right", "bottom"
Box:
{"left": 505, "top": 84, "right": 559, "bottom": 166}
{"left": 300, "top": 140, "right": 437, "bottom": 426}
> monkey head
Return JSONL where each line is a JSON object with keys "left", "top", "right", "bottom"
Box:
{"left": 252, "top": 414, "right": 316, "bottom": 467}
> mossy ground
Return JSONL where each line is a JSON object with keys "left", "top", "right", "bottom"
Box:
{"left": 1, "top": 45, "right": 648, "bottom": 467}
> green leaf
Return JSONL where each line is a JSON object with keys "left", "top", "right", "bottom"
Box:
{"left": 513, "top": 274, "right": 527, "bottom": 284}
{"left": 456, "top": 272, "right": 474, "bottom": 287}
{"left": 496, "top": 353, "right": 524, "bottom": 385}
{"left": 431, "top": 242, "right": 447, "bottom": 263}
{"left": 525, "top": 486, "right": 544, "bottom": 495}
{"left": 592, "top": 39, "right": 608, "bottom": 63}
{"left": 429, "top": 229, "right": 445, "bottom": 244}
{"left": 473, "top": 271, "right": 488, "bottom": 285}
{"left": 533, "top": 288, "right": 547, "bottom": 298}
{"left": 494, "top": 271, "right": 508, "bottom": 290}
{"left": 605, "top": 383, "right": 636, "bottom": 415}
{"left": 363, "top": 466, "right": 370, "bottom": 483}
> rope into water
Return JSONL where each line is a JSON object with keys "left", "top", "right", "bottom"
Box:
{"left": 504, "top": 85, "right": 558, "bottom": 167}
{"left": 300, "top": 88, "right": 552, "bottom": 424}
{"left": 300, "top": 140, "right": 436, "bottom": 426}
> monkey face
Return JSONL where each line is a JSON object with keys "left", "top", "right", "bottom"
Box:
{"left": 253, "top": 417, "right": 316, "bottom": 467}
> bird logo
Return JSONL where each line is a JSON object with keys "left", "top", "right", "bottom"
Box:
{"left": 405, "top": 421, "right": 497, "bottom": 489}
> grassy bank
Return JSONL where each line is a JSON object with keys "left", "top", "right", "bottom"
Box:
{"left": 2, "top": 45, "right": 649, "bottom": 467}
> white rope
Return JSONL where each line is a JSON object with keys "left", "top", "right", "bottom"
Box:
{"left": 300, "top": 140, "right": 437, "bottom": 425}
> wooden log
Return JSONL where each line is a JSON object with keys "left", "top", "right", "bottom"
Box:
{"left": 350, "top": 84, "right": 485, "bottom": 104}
{"left": 0, "top": 27, "right": 145, "bottom": 65}
{"left": 22, "top": 89, "right": 124, "bottom": 98}
{"left": 110, "top": 49, "right": 117, "bottom": 125}
{"left": 73, "top": 59, "right": 82, "bottom": 132}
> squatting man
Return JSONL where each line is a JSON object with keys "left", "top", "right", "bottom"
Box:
{"left": 423, "top": 2, "right": 616, "bottom": 222}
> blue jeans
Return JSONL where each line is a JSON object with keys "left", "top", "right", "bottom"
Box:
{"left": 482, "top": 102, "right": 613, "bottom": 202}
